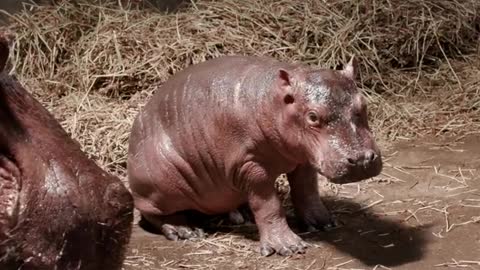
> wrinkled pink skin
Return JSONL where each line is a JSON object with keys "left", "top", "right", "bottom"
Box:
{"left": 128, "top": 55, "right": 382, "bottom": 256}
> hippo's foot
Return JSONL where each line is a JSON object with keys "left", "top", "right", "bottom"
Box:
{"left": 297, "top": 203, "right": 337, "bottom": 232}
{"left": 287, "top": 163, "right": 338, "bottom": 232}
{"left": 141, "top": 212, "right": 206, "bottom": 241}
{"left": 161, "top": 224, "right": 205, "bottom": 241}
{"left": 228, "top": 204, "right": 254, "bottom": 225}
{"left": 259, "top": 229, "right": 308, "bottom": 257}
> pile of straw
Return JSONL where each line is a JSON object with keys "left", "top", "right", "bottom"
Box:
{"left": 6, "top": 1, "right": 480, "bottom": 94}
{"left": 1, "top": 0, "right": 479, "bottom": 177}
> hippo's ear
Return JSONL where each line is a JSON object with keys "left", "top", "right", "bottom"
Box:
{"left": 0, "top": 33, "right": 12, "bottom": 73}
{"left": 341, "top": 56, "right": 358, "bottom": 80}
{"left": 278, "top": 69, "right": 295, "bottom": 104}
{"left": 278, "top": 69, "right": 291, "bottom": 87}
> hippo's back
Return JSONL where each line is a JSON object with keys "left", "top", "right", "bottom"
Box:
{"left": 146, "top": 55, "right": 294, "bottom": 133}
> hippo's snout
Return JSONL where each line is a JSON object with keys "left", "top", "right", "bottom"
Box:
{"left": 317, "top": 149, "right": 383, "bottom": 184}
{"left": 347, "top": 149, "right": 382, "bottom": 178}
{"left": 345, "top": 150, "right": 380, "bottom": 170}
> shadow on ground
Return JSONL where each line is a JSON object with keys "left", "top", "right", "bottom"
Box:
{"left": 302, "top": 197, "right": 430, "bottom": 267}
{"left": 138, "top": 196, "right": 430, "bottom": 268}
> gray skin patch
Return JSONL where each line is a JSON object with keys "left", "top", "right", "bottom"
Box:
{"left": 0, "top": 180, "right": 18, "bottom": 223}
{"left": 327, "top": 134, "right": 350, "bottom": 160}
{"left": 304, "top": 83, "right": 330, "bottom": 105}
{"left": 44, "top": 161, "right": 69, "bottom": 197}
{"left": 326, "top": 120, "right": 362, "bottom": 161}
{"left": 0, "top": 160, "right": 20, "bottom": 237}
{"left": 304, "top": 81, "right": 359, "bottom": 162}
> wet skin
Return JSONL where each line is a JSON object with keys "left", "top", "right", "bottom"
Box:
{"left": 128, "top": 55, "right": 382, "bottom": 256}
{"left": 0, "top": 34, "right": 134, "bottom": 269}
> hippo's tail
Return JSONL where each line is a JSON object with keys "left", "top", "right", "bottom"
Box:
{"left": 0, "top": 32, "right": 12, "bottom": 73}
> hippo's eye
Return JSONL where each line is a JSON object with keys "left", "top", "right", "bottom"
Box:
{"left": 306, "top": 111, "right": 321, "bottom": 126}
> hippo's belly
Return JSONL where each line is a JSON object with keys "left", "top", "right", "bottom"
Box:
{"left": 131, "top": 173, "right": 247, "bottom": 216}
{"left": 194, "top": 185, "right": 247, "bottom": 215}
{"left": 128, "top": 147, "right": 247, "bottom": 216}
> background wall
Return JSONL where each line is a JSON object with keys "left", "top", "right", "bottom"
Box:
{"left": 0, "top": 0, "right": 185, "bottom": 15}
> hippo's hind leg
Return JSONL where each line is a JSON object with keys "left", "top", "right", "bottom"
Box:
{"left": 140, "top": 211, "right": 206, "bottom": 241}
{"left": 287, "top": 163, "right": 336, "bottom": 232}
{"left": 227, "top": 203, "right": 254, "bottom": 225}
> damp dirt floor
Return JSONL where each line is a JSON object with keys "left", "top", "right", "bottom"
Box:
{"left": 121, "top": 135, "right": 480, "bottom": 270}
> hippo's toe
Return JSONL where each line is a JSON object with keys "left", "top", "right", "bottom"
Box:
{"left": 228, "top": 210, "right": 245, "bottom": 225}
{"left": 227, "top": 204, "right": 254, "bottom": 225}
{"left": 161, "top": 224, "right": 205, "bottom": 241}
{"left": 295, "top": 203, "right": 340, "bottom": 232}
{"left": 259, "top": 240, "right": 307, "bottom": 257}
{"left": 258, "top": 230, "right": 309, "bottom": 257}
{"left": 303, "top": 214, "right": 339, "bottom": 232}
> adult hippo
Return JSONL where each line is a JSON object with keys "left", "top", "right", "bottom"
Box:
{"left": 0, "top": 34, "right": 133, "bottom": 269}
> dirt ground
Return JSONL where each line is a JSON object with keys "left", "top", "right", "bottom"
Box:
{"left": 121, "top": 135, "right": 480, "bottom": 270}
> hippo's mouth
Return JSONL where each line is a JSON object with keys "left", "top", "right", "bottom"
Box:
{"left": 314, "top": 158, "right": 383, "bottom": 184}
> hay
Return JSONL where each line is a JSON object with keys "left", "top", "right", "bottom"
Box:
{"left": 4, "top": 0, "right": 480, "bottom": 95}
{"left": 0, "top": 0, "right": 479, "bottom": 178}
{"left": 373, "top": 57, "right": 480, "bottom": 140}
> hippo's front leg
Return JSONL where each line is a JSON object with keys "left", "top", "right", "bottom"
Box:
{"left": 247, "top": 177, "right": 307, "bottom": 256}
{"left": 287, "top": 164, "right": 336, "bottom": 231}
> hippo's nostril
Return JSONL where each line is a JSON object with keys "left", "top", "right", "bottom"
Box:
{"left": 365, "top": 150, "right": 376, "bottom": 162}
{"left": 346, "top": 158, "right": 355, "bottom": 165}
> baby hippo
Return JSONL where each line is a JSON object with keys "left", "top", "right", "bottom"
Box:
{"left": 127, "top": 55, "right": 382, "bottom": 256}
{"left": 0, "top": 35, "right": 133, "bottom": 269}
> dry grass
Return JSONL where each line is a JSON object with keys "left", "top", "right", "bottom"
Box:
{"left": 5, "top": 0, "right": 480, "bottom": 93}
{"left": 0, "top": 0, "right": 479, "bottom": 178}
